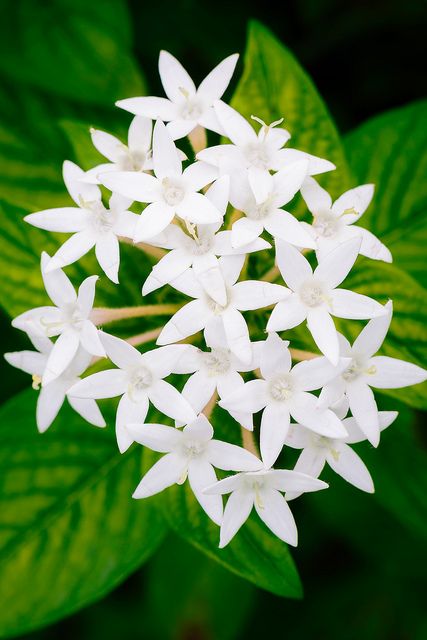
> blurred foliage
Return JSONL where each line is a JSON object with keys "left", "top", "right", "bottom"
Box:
{"left": 0, "top": 0, "right": 426, "bottom": 639}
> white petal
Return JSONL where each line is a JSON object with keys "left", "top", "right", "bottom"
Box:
{"left": 148, "top": 379, "right": 196, "bottom": 423}
{"left": 169, "top": 344, "right": 201, "bottom": 374}
{"left": 77, "top": 275, "right": 98, "bottom": 318}
{"left": 368, "top": 356, "right": 427, "bottom": 389}
{"left": 100, "top": 171, "right": 160, "bottom": 203}
{"left": 197, "top": 53, "right": 239, "bottom": 102}
{"left": 260, "top": 402, "right": 290, "bottom": 468}
{"left": 332, "top": 184, "right": 374, "bottom": 219}
{"left": 291, "top": 356, "right": 347, "bottom": 391}
{"left": 317, "top": 377, "right": 346, "bottom": 409}
{"left": 214, "top": 100, "right": 257, "bottom": 147}
{"left": 357, "top": 227, "right": 392, "bottom": 263}
{"left": 275, "top": 239, "right": 312, "bottom": 289}
{"left": 352, "top": 301, "right": 392, "bottom": 357}
{"left": 289, "top": 391, "right": 348, "bottom": 437}
{"left": 271, "top": 148, "right": 335, "bottom": 175}
{"left": 134, "top": 201, "right": 175, "bottom": 242}
{"left": 271, "top": 160, "right": 309, "bottom": 206}
{"left": 46, "top": 231, "right": 96, "bottom": 272}
{"left": 182, "top": 371, "right": 217, "bottom": 415}
{"left": 330, "top": 289, "right": 387, "bottom": 320}
{"left": 4, "top": 350, "right": 47, "bottom": 376}
{"left": 152, "top": 120, "right": 182, "bottom": 179}
{"left": 183, "top": 161, "right": 218, "bottom": 192}
{"left": 99, "top": 331, "right": 142, "bottom": 369}
{"left": 170, "top": 268, "right": 205, "bottom": 298}
{"left": 176, "top": 192, "right": 222, "bottom": 224}
{"left": 42, "top": 331, "right": 80, "bottom": 385}
{"left": 90, "top": 128, "right": 125, "bottom": 162}
{"left": 248, "top": 167, "right": 274, "bottom": 204}
{"left": 142, "top": 250, "right": 192, "bottom": 295}
{"left": 40, "top": 252, "right": 76, "bottom": 307}
{"left": 166, "top": 119, "right": 197, "bottom": 140}
{"left": 80, "top": 321, "right": 105, "bottom": 357}
{"left": 193, "top": 253, "right": 227, "bottom": 306}
{"left": 208, "top": 440, "right": 262, "bottom": 471}
{"left": 36, "top": 382, "right": 66, "bottom": 432}
{"left": 221, "top": 307, "right": 251, "bottom": 364}
{"left": 183, "top": 414, "right": 214, "bottom": 441}
{"left": 116, "top": 393, "right": 149, "bottom": 453}
{"left": 264, "top": 210, "right": 317, "bottom": 248}
{"left": 344, "top": 410, "right": 398, "bottom": 444}
{"left": 117, "top": 96, "right": 178, "bottom": 120}
{"left": 300, "top": 176, "right": 332, "bottom": 214}
{"left": 346, "top": 379, "right": 380, "bottom": 446}
{"left": 219, "top": 489, "right": 254, "bottom": 548}
{"left": 255, "top": 489, "right": 298, "bottom": 546}
{"left": 260, "top": 332, "right": 291, "bottom": 378}
{"left": 219, "top": 379, "right": 268, "bottom": 414}
{"left": 25, "top": 207, "right": 90, "bottom": 233}
{"left": 142, "top": 344, "right": 193, "bottom": 378}
{"left": 12, "top": 306, "right": 63, "bottom": 338}
{"left": 63, "top": 160, "right": 101, "bottom": 206}
{"left": 157, "top": 299, "right": 211, "bottom": 344}
{"left": 203, "top": 473, "right": 244, "bottom": 495}
{"left": 188, "top": 459, "right": 223, "bottom": 525}
{"left": 292, "top": 449, "right": 326, "bottom": 480}
{"left": 284, "top": 424, "right": 312, "bottom": 450}
{"left": 232, "top": 281, "right": 289, "bottom": 311}
{"left": 126, "top": 422, "right": 182, "bottom": 452}
{"left": 69, "top": 369, "right": 127, "bottom": 399}
{"left": 231, "top": 216, "right": 263, "bottom": 248}
{"left": 266, "top": 296, "right": 306, "bottom": 332}
{"left": 67, "top": 396, "right": 106, "bottom": 428}
{"left": 314, "top": 237, "right": 361, "bottom": 289}
{"left": 133, "top": 453, "right": 187, "bottom": 498}
{"left": 306, "top": 306, "right": 339, "bottom": 365}
{"left": 95, "top": 233, "right": 120, "bottom": 283}
{"left": 109, "top": 192, "right": 133, "bottom": 212}
{"left": 218, "top": 254, "right": 245, "bottom": 286}
{"left": 205, "top": 175, "right": 230, "bottom": 215}
{"left": 270, "top": 468, "right": 327, "bottom": 493}
{"left": 326, "top": 443, "right": 374, "bottom": 493}
{"left": 159, "top": 50, "right": 196, "bottom": 102}
{"left": 128, "top": 116, "right": 153, "bottom": 151}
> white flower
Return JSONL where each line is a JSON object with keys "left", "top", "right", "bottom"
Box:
{"left": 286, "top": 405, "right": 398, "bottom": 497}
{"left": 267, "top": 238, "right": 387, "bottom": 364}
{"left": 172, "top": 321, "right": 263, "bottom": 430}
{"left": 156, "top": 255, "right": 288, "bottom": 364}
{"left": 84, "top": 117, "right": 154, "bottom": 183}
{"left": 300, "top": 178, "right": 392, "bottom": 262}
{"left": 229, "top": 161, "right": 316, "bottom": 249}
{"left": 116, "top": 50, "right": 239, "bottom": 140}
{"left": 143, "top": 176, "right": 270, "bottom": 304}
{"left": 100, "top": 120, "right": 221, "bottom": 241}
{"left": 12, "top": 253, "right": 105, "bottom": 385}
{"left": 68, "top": 331, "right": 197, "bottom": 453}
{"left": 5, "top": 338, "right": 105, "bottom": 432}
{"left": 204, "top": 467, "right": 328, "bottom": 547}
{"left": 219, "top": 333, "right": 349, "bottom": 468}
{"left": 24, "top": 161, "right": 139, "bottom": 283}
{"left": 127, "top": 413, "right": 262, "bottom": 525}
{"left": 318, "top": 302, "right": 427, "bottom": 445}
{"left": 197, "top": 102, "right": 335, "bottom": 201}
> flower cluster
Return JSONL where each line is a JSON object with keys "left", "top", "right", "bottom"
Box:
{"left": 6, "top": 51, "right": 426, "bottom": 549}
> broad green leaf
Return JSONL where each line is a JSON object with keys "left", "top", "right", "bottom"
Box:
{"left": 141, "top": 535, "right": 254, "bottom": 640}
{"left": 344, "top": 260, "right": 427, "bottom": 409}
{"left": 344, "top": 100, "right": 427, "bottom": 283}
{"left": 0, "top": 390, "right": 167, "bottom": 638}
{"left": 0, "top": 0, "right": 144, "bottom": 105}
{"left": 231, "top": 21, "right": 351, "bottom": 199}
{"left": 153, "top": 408, "right": 302, "bottom": 599}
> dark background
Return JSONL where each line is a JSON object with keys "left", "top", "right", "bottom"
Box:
{"left": 2, "top": 0, "right": 427, "bottom": 638}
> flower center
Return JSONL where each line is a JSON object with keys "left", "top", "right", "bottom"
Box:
{"left": 62, "top": 303, "right": 85, "bottom": 330}
{"left": 299, "top": 281, "right": 327, "bottom": 308}
{"left": 180, "top": 98, "right": 203, "bottom": 121}
{"left": 245, "top": 142, "right": 271, "bottom": 169}
{"left": 246, "top": 198, "right": 272, "bottom": 220}
{"left": 128, "top": 366, "right": 153, "bottom": 400}
{"left": 120, "top": 149, "right": 149, "bottom": 172}
{"left": 203, "top": 348, "right": 231, "bottom": 376}
{"left": 89, "top": 201, "right": 116, "bottom": 234}
{"left": 268, "top": 374, "right": 294, "bottom": 402}
{"left": 183, "top": 439, "right": 206, "bottom": 458}
{"left": 190, "top": 233, "right": 213, "bottom": 256}
{"left": 342, "top": 357, "right": 376, "bottom": 382}
{"left": 205, "top": 288, "right": 231, "bottom": 314}
{"left": 162, "top": 178, "right": 185, "bottom": 206}
{"left": 313, "top": 212, "right": 339, "bottom": 238}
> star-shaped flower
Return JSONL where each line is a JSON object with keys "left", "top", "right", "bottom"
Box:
{"left": 204, "top": 467, "right": 328, "bottom": 547}
{"left": 219, "top": 332, "right": 349, "bottom": 468}
{"left": 285, "top": 408, "right": 398, "bottom": 497}
{"left": 300, "top": 177, "right": 392, "bottom": 262}
{"left": 100, "top": 120, "right": 221, "bottom": 241}
{"left": 173, "top": 320, "right": 262, "bottom": 430}
{"left": 69, "top": 331, "right": 197, "bottom": 453}
{"left": 5, "top": 338, "right": 105, "bottom": 432}
{"left": 267, "top": 238, "right": 387, "bottom": 364}
{"left": 12, "top": 253, "right": 105, "bottom": 385}
{"left": 116, "top": 50, "right": 239, "bottom": 140}
{"left": 127, "top": 413, "right": 262, "bottom": 525}
{"left": 156, "top": 255, "right": 288, "bottom": 364}
{"left": 318, "top": 302, "right": 427, "bottom": 445}
{"left": 143, "top": 176, "right": 270, "bottom": 304}
{"left": 24, "top": 161, "right": 139, "bottom": 283}
{"left": 229, "top": 161, "right": 316, "bottom": 249}
{"left": 84, "top": 116, "right": 154, "bottom": 183}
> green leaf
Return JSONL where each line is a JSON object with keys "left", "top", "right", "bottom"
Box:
{"left": 153, "top": 408, "right": 302, "bottom": 599}
{"left": 231, "top": 21, "right": 351, "bottom": 199}
{"left": 0, "top": 0, "right": 144, "bottom": 105}
{"left": 344, "top": 260, "right": 427, "bottom": 409}
{"left": 0, "top": 390, "right": 167, "bottom": 637}
{"left": 344, "top": 100, "right": 427, "bottom": 283}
